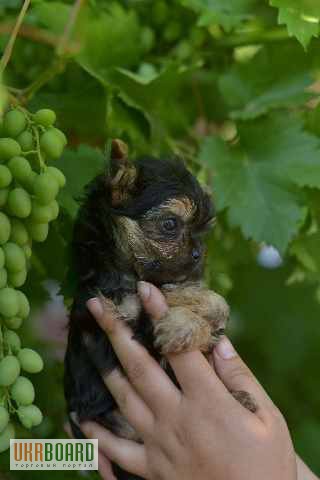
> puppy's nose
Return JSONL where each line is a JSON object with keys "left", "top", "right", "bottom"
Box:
{"left": 192, "top": 248, "right": 201, "bottom": 261}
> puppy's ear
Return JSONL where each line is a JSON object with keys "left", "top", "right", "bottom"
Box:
{"left": 109, "top": 139, "right": 137, "bottom": 206}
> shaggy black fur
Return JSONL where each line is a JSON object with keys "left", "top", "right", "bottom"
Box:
{"left": 64, "top": 155, "right": 213, "bottom": 480}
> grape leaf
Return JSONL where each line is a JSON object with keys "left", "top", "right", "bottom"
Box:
{"left": 76, "top": 4, "right": 144, "bottom": 78}
{"left": 198, "top": 114, "right": 320, "bottom": 252}
{"left": 34, "top": 2, "right": 144, "bottom": 72}
{"left": 219, "top": 43, "right": 316, "bottom": 119}
{"left": 181, "top": 0, "right": 256, "bottom": 31}
{"left": 270, "top": 0, "right": 320, "bottom": 18}
{"left": 29, "top": 77, "right": 107, "bottom": 139}
{"left": 270, "top": 0, "right": 320, "bottom": 48}
{"left": 54, "top": 145, "right": 105, "bottom": 219}
{"left": 291, "top": 233, "right": 320, "bottom": 273}
{"left": 105, "top": 64, "right": 193, "bottom": 144}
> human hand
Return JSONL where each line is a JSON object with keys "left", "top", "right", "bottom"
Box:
{"left": 82, "top": 281, "right": 297, "bottom": 480}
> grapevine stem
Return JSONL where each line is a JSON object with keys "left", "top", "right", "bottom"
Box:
{"left": 215, "top": 26, "right": 289, "bottom": 47}
{"left": 32, "top": 125, "right": 45, "bottom": 170}
{"left": 0, "top": 22, "right": 79, "bottom": 52}
{"left": 56, "top": 0, "right": 86, "bottom": 57}
{"left": 0, "top": 0, "right": 31, "bottom": 75}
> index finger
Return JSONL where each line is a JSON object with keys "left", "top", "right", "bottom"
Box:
{"left": 137, "top": 282, "right": 230, "bottom": 402}
{"left": 87, "top": 297, "right": 181, "bottom": 415}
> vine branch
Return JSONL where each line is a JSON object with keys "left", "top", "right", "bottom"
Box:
{"left": 0, "top": 22, "right": 79, "bottom": 52}
{"left": 0, "top": 0, "right": 31, "bottom": 75}
{"left": 56, "top": 0, "right": 86, "bottom": 56}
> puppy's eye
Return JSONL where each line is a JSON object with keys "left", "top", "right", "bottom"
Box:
{"left": 162, "top": 217, "right": 178, "bottom": 232}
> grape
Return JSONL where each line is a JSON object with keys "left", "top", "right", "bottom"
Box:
{"left": 7, "top": 188, "right": 32, "bottom": 218}
{"left": 4, "top": 316, "right": 23, "bottom": 330}
{"left": 8, "top": 156, "right": 32, "bottom": 183}
{"left": 3, "top": 110, "right": 27, "bottom": 138}
{"left": 50, "top": 127, "right": 67, "bottom": 147}
{"left": 27, "top": 221, "right": 49, "bottom": 242}
{"left": 22, "top": 244, "right": 32, "bottom": 259}
{"left": 0, "top": 212, "right": 11, "bottom": 245}
{"left": 0, "top": 355, "right": 20, "bottom": 386}
{"left": 47, "top": 166, "right": 66, "bottom": 188}
{"left": 34, "top": 108, "right": 56, "bottom": 127}
{"left": 0, "top": 165, "right": 12, "bottom": 188}
{"left": 18, "top": 348, "right": 43, "bottom": 374}
{"left": 33, "top": 172, "right": 59, "bottom": 205}
{"left": 8, "top": 269, "right": 27, "bottom": 288}
{"left": 4, "top": 330, "right": 21, "bottom": 355}
{"left": 31, "top": 201, "right": 53, "bottom": 223}
{"left": 3, "top": 243, "right": 26, "bottom": 273}
{"left": 0, "top": 406, "right": 9, "bottom": 433}
{"left": 0, "top": 268, "right": 8, "bottom": 288}
{"left": 10, "top": 376, "right": 35, "bottom": 405}
{"left": 49, "top": 200, "right": 59, "bottom": 221}
{"left": 0, "top": 247, "right": 4, "bottom": 269}
{"left": 17, "top": 130, "right": 34, "bottom": 151}
{"left": 0, "top": 106, "right": 65, "bottom": 434}
{"left": 0, "top": 422, "right": 15, "bottom": 453}
{"left": 18, "top": 404, "right": 43, "bottom": 429}
{"left": 0, "top": 188, "right": 9, "bottom": 207}
{"left": 17, "top": 291, "right": 30, "bottom": 319}
{"left": 0, "top": 287, "right": 19, "bottom": 317}
{"left": 40, "top": 130, "right": 64, "bottom": 160}
{"left": 10, "top": 219, "right": 29, "bottom": 246}
{"left": 22, "top": 170, "right": 37, "bottom": 193}
{"left": 0, "top": 138, "right": 21, "bottom": 161}
{"left": 17, "top": 406, "right": 32, "bottom": 428}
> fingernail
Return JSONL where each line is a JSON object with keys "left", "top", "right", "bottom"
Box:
{"left": 80, "top": 422, "right": 92, "bottom": 437}
{"left": 215, "top": 336, "right": 237, "bottom": 360}
{"left": 87, "top": 298, "right": 103, "bottom": 318}
{"left": 137, "top": 281, "right": 151, "bottom": 301}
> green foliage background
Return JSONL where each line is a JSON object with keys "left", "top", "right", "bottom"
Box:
{"left": 1, "top": 0, "right": 320, "bottom": 476}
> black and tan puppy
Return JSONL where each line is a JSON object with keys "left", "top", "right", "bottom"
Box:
{"left": 64, "top": 140, "right": 255, "bottom": 480}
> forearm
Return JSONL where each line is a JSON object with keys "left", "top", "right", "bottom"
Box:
{"left": 297, "top": 455, "right": 319, "bottom": 480}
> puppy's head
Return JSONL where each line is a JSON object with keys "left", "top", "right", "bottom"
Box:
{"left": 108, "top": 140, "right": 214, "bottom": 285}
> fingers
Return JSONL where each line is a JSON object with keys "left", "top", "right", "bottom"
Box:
{"left": 102, "top": 368, "right": 154, "bottom": 434}
{"left": 82, "top": 421, "right": 148, "bottom": 479}
{"left": 87, "top": 297, "right": 181, "bottom": 415}
{"left": 138, "top": 282, "right": 228, "bottom": 400}
{"left": 65, "top": 422, "right": 116, "bottom": 479}
{"left": 137, "top": 281, "right": 168, "bottom": 320}
{"left": 213, "top": 336, "right": 277, "bottom": 421}
{"left": 98, "top": 454, "right": 117, "bottom": 480}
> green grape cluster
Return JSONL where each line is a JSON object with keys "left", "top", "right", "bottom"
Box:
{"left": 0, "top": 107, "right": 66, "bottom": 452}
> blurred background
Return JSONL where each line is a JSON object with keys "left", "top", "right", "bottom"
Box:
{"left": 1, "top": 0, "right": 320, "bottom": 477}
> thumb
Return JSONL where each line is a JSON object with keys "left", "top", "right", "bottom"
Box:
{"left": 137, "top": 281, "right": 168, "bottom": 321}
{"left": 214, "top": 336, "right": 276, "bottom": 420}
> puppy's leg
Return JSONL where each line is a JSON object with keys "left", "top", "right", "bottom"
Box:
{"left": 162, "top": 282, "right": 229, "bottom": 337}
{"left": 153, "top": 306, "right": 213, "bottom": 354}
{"left": 160, "top": 283, "right": 257, "bottom": 413}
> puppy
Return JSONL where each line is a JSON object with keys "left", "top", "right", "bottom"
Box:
{"left": 64, "top": 140, "right": 256, "bottom": 480}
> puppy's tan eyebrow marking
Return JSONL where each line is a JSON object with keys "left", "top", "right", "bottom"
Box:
{"left": 160, "top": 197, "right": 196, "bottom": 220}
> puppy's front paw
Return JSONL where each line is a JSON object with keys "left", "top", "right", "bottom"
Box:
{"left": 161, "top": 283, "right": 229, "bottom": 336}
{"left": 154, "top": 306, "right": 212, "bottom": 354}
{"left": 231, "top": 390, "right": 257, "bottom": 413}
